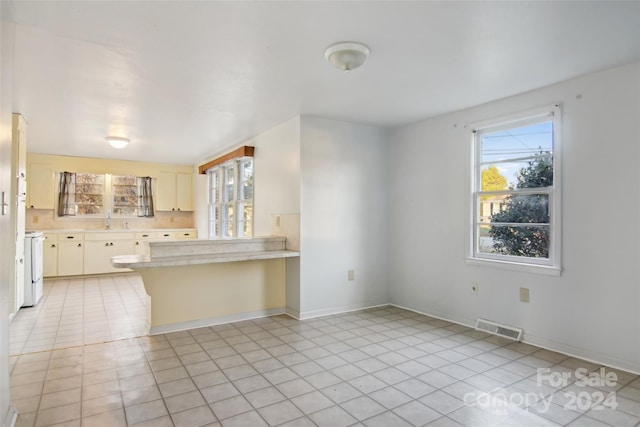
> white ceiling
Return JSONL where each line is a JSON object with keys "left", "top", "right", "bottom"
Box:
{"left": 8, "top": 1, "right": 640, "bottom": 165}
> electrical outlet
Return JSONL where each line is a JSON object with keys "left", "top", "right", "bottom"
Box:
{"left": 471, "top": 282, "right": 479, "bottom": 295}
{"left": 520, "top": 287, "right": 530, "bottom": 303}
{"left": 348, "top": 270, "right": 355, "bottom": 281}
{"left": 275, "top": 215, "right": 281, "bottom": 227}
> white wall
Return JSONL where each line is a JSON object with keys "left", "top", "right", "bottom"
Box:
{"left": 0, "top": 3, "right": 16, "bottom": 425}
{"left": 299, "top": 117, "right": 389, "bottom": 318}
{"left": 253, "top": 116, "right": 301, "bottom": 236}
{"left": 388, "top": 62, "right": 640, "bottom": 373}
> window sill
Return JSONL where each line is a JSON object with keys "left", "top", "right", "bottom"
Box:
{"left": 465, "top": 257, "right": 562, "bottom": 276}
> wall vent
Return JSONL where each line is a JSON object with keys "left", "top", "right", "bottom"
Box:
{"left": 475, "top": 318, "right": 523, "bottom": 341}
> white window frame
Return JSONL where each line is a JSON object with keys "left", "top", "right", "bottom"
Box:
{"left": 207, "top": 157, "right": 253, "bottom": 239}
{"left": 467, "top": 104, "right": 562, "bottom": 275}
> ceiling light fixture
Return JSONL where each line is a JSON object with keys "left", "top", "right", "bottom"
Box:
{"left": 106, "top": 136, "right": 129, "bottom": 149}
{"left": 324, "top": 41, "right": 370, "bottom": 72}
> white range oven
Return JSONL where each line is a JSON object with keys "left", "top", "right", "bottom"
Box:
{"left": 23, "top": 231, "right": 44, "bottom": 307}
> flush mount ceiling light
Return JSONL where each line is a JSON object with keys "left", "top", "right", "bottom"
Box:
{"left": 106, "top": 136, "right": 129, "bottom": 149}
{"left": 324, "top": 41, "right": 370, "bottom": 72}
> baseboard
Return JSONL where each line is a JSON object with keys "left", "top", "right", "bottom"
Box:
{"left": 148, "top": 307, "right": 286, "bottom": 335}
{"left": 390, "top": 303, "right": 477, "bottom": 330}
{"left": 520, "top": 332, "right": 640, "bottom": 376}
{"left": 284, "top": 307, "right": 301, "bottom": 320}
{"left": 3, "top": 404, "right": 17, "bottom": 427}
{"left": 298, "top": 302, "right": 390, "bottom": 321}
{"left": 390, "top": 303, "right": 640, "bottom": 376}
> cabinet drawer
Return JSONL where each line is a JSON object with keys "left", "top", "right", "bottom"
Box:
{"left": 135, "top": 232, "right": 158, "bottom": 240}
{"left": 85, "top": 232, "right": 134, "bottom": 241}
{"left": 59, "top": 233, "right": 84, "bottom": 241}
{"left": 176, "top": 231, "right": 197, "bottom": 239}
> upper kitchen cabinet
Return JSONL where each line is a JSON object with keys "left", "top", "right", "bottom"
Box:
{"left": 27, "top": 163, "right": 54, "bottom": 209}
{"left": 157, "top": 171, "right": 193, "bottom": 211}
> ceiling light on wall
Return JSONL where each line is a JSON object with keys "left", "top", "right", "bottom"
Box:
{"left": 106, "top": 136, "right": 129, "bottom": 149}
{"left": 324, "top": 41, "right": 370, "bottom": 72}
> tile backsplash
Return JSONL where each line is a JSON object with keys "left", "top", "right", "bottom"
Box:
{"left": 26, "top": 209, "right": 194, "bottom": 230}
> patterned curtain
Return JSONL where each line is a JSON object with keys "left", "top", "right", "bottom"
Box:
{"left": 57, "top": 172, "right": 76, "bottom": 216}
{"left": 137, "top": 176, "right": 154, "bottom": 217}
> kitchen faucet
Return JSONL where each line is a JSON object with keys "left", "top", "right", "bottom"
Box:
{"left": 106, "top": 210, "right": 111, "bottom": 230}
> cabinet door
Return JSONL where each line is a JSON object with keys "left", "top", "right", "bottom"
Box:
{"left": 43, "top": 241, "right": 58, "bottom": 277}
{"left": 58, "top": 241, "right": 84, "bottom": 276}
{"left": 83, "top": 241, "right": 111, "bottom": 275}
{"left": 109, "top": 240, "right": 134, "bottom": 273}
{"left": 27, "top": 163, "right": 54, "bottom": 209}
{"left": 176, "top": 173, "right": 193, "bottom": 211}
{"left": 156, "top": 172, "right": 177, "bottom": 211}
{"left": 134, "top": 240, "right": 148, "bottom": 256}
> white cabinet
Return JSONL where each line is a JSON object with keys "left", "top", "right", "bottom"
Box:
{"left": 57, "top": 234, "right": 84, "bottom": 276}
{"left": 27, "top": 163, "right": 55, "bottom": 209}
{"left": 84, "top": 233, "right": 134, "bottom": 274}
{"left": 157, "top": 172, "right": 193, "bottom": 211}
{"left": 43, "top": 233, "right": 58, "bottom": 277}
{"left": 176, "top": 173, "right": 193, "bottom": 211}
{"left": 44, "top": 229, "right": 197, "bottom": 276}
{"left": 175, "top": 230, "right": 197, "bottom": 239}
{"left": 134, "top": 232, "right": 157, "bottom": 256}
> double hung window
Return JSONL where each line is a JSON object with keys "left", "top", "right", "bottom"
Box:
{"left": 471, "top": 105, "right": 561, "bottom": 273}
{"left": 207, "top": 157, "right": 253, "bottom": 238}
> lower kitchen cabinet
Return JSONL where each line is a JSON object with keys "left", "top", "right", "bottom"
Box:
{"left": 43, "top": 233, "right": 58, "bottom": 277}
{"left": 84, "top": 233, "right": 134, "bottom": 274}
{"left": 57, "top": 240, "right": 85, "bottom": 276}
{"left": 43, "top": 229, "right": 197, "bottom": 277}
{"left": 84, "top": 240, "right": 134, "bottom": 274}
{"left": 134, "top": 232, "right": 157, "bottom": 256}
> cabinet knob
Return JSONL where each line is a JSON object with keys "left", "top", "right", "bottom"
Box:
{"left": 135, "top": 241, "right": 139, "bottom": 245}
{"left": 30, "top": 205, "right": 34, "bottom": 208}
{"left": 142, "top": 234, "right": 149, "bottom": 237}
{"left": 51, "top": 244, "right": 56, "bottom": 248}
{"left": 67, "top": 236, "right": 74, "bottom": 239}
{"left": 172, "top": 208, "right": 175, "bottom": 211}
{"left": 19, "top": 258, "right": 23, "bottom": 264}
{"left": 163, "top": 234, "right": 170, "bottom": 237}
{"left": 77, "top": 243, "right": 82, "bottom": 247}
{"left": 177, "top": 208, "right": 181, "bottom": 211}
{"left": 110, "top": 242, "right": 114, "bottom": 246}
{"left": 105, "top": 242, "right": 110, "bottom": 246}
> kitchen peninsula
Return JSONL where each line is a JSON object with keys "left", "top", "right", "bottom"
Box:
{"left": 113, "top": 236, "right": 299, "bottom": 334}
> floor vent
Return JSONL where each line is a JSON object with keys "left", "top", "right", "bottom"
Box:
{"left": 475, "top": 318, "right": 523, "bottom": 341}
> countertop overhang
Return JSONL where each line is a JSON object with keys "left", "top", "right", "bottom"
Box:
{"left": 112, "top": 250, "right": 299, "bottom": 268}
{"left": 112, "top": 236, "right": 299, "bottom": 269}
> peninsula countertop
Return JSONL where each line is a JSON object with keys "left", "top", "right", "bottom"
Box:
{"left": 112, "top": 236, "right": 299, "bottom": 269}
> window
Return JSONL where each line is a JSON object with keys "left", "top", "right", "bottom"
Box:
{"left": 207, "top": 157, "right": 253, "bottom": 238}
{"left": 74, "top": 173, "right": 104, "bottom": 215}
{"left": 57, "top": 173, "right": 154, "bottom": 217}
{"left": 470, "top": 105, "right": 561, "bottom": 273}
{"left": 112, "top": 175, "right": 138, "bottom": 215}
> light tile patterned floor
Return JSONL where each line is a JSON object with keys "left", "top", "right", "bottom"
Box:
{"left": 10, "top": 275, "right": 147, "bottom": 355}
{"left": 9, "top": 276, "right": 640, "bottom": 427}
